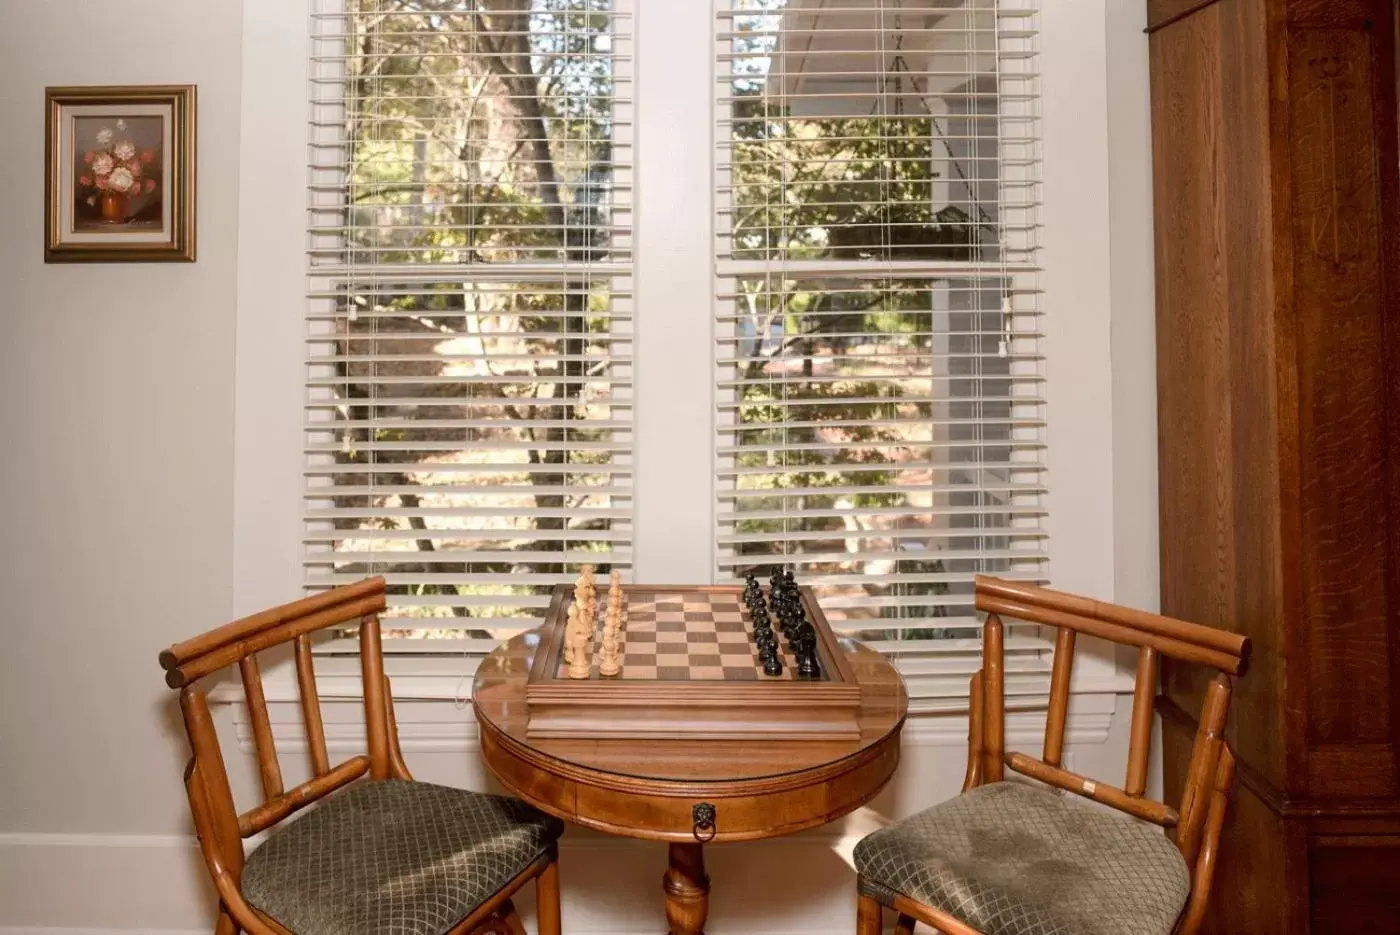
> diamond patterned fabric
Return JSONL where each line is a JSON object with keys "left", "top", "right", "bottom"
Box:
{"left": 242, "top": 780, "right": 563, "bottom": 935}
{"left": 854, "top": 781, "right": 1190, "bottom": 935}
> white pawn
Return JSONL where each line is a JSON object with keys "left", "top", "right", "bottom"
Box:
{"left": 599, "top": 629, "right": 621, "bottom": 677}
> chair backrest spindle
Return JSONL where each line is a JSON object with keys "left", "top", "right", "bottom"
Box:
{"left": 1042, "top": 626, "right": 1076, "bottom": 767}
{"left": 294, "top": 633, "right": 331, "bottom": 777}
{"left": 359, "top": 614, "right": 392, "bottom": 781}
{"left": 1125, "top": 646, "right": 1159, "bottom": 797}
{"left": 982, "top": 614, "right": 1005, "bottom": 784}
{"left": 238, "top": 654, "right": 284, "bottom": 800}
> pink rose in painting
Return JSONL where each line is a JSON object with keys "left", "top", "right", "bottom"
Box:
{"left": 140, "top": 149, "right": 155, "bottom": 164}
{"left": 144, "top": 178, "right": 156, "bottom": 194}
{"left": 92, "top": 153, "right": 114, "bottom": 177}
{"left": 83, "top": 150, "right": 94, "bottom": 165}
{"left": 79, "top": 175, "right": 93, "bottom": 187}
{"left": 127, "top": 160, "right": 142, "bottom": 177}
{"left": 95, "top": 176, "right": 109, "bottom": 190}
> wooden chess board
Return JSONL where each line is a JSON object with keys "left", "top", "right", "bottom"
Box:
{"left": 552, "top": 590, "right": 808, "bottom": 682}
{"left": 525, "top": 584, "right": 861, "bottom": 740}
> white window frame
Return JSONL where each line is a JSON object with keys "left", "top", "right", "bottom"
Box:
{"left": 231, "top": 0, "right": 1139, "bottom": 707}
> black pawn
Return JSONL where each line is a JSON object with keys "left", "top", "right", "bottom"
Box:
{"left": 763, "top": 654, "right": 784, "bottom": 677}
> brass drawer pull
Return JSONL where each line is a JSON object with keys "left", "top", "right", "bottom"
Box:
{"left": 692, "top": 802, "right": 717, "bottom": 842}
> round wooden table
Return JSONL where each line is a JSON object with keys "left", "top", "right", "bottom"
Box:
{"left": 472, "top": 631, "right": 908, "bottom": 935}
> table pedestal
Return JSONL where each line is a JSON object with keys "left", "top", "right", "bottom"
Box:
{"left": 663, "top": 843, "right": 709, "bottom": 935}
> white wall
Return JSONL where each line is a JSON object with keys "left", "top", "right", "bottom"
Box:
{"left": 0, "top": 0, "right": 244, "bottom": 926}
{"left": 0, "top": 1, "right": 1160, "bottom": 932}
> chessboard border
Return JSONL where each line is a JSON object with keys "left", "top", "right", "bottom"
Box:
{"left": 525, "top": 584, "right": 860, "bottom": 707}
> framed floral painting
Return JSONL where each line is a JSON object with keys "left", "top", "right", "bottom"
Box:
{"left": 45, "top": 85, "right": 196, "bottom": 262}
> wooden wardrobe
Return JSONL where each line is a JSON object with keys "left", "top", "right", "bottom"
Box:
{"left": 1146, "top": 0, "right": 1400, "bottom": 931}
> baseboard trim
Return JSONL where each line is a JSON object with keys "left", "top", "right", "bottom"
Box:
{"left": 0, "top": 832, "right": 213, "bottom": 931}
{"left": 0, "top": 829, "right": 892, "bottom": 933}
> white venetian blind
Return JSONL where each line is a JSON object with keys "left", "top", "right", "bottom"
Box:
{"left": 713, "top": 0, "right": 1048, "bottom": 708}
{"left": 306, "top": 0, "right": 634, "bottom": 651}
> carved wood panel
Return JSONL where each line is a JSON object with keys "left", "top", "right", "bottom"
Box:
{"left": 1288, "top": 26, "right": 1395, "bottom": 791}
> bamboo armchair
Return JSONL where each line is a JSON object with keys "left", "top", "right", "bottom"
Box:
{"left": 854, "top": 575, "right": 1249, "bottom": 935}
{"left": 159, "top": 578, "right": 563, "bottom": 935}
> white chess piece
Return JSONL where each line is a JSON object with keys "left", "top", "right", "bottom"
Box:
{"left": 564, "top": 603, "right": 582, "bottom": 665}
{"left": 598, "top": 628, "right": 620, "bottom": 677}
{"left": 567, "top": 624, "right": 591, "bottom": 679}
{"left": 578, "top": 567, "right": 599, "bottom": 630}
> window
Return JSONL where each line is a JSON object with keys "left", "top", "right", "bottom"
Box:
{"left": 713, "top": 0, "right": 1047, "bottom": 708}
{"left": 305, "top": 0, "right": 634, "bottom": 650}
{"left": 298, "top": 0, "right": 1073, "bottom": 706}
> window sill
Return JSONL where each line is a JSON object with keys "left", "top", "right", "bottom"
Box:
{"left": 206, "top": 635, "right": 1133, "bottom": 756}
{"left": 207, "top": 648, "right": 478, "bottom": 705}
{"left": 208, "top": 630, "right": 1135, "bottom": 708}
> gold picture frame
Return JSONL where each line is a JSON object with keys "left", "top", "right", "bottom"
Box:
{"left": 45, "top": 85, "right": 196, "bottom": 263}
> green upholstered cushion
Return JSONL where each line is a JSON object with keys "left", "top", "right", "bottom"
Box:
{"left": 854, "top": 781, "right": 1190, "bottom": 935}
{"left": 242, "top": 779, "right": 562, "bottom": 935}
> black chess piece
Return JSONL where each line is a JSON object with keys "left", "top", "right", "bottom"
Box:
{"left": 763, "top": 654, "right": 784, "bottom": 677}
{"left": 788, "top": 623, "right": 813, "bottom": 656}
{"left": 784, "top": 569, "right": 797, "bottom": 591}
{"left": 755, "top": 629, "right": 776, "bottom": 653}
{"left": 796, "top": 648, "right": 820, "bottom": 679}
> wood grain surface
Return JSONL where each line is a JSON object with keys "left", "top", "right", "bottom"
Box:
{"left": 1148, "top": 0, "right": 1400, "bottom": 928}
{"left": 474, "top": 630, "right": 906, "bottom": 934}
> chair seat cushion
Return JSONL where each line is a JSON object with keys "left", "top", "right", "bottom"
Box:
{"left": 242, "top": 779, "right": 563, "bottom": 935}
{"left": 854, "top": 781, "right": 1190, "bottom": 935}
